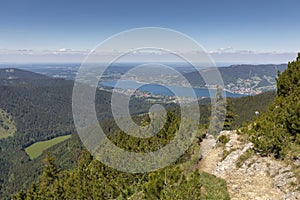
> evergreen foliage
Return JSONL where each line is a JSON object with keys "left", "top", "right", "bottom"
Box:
{"left": 223, "top": 99, "right": 236, "bottom": 130}
{"left": 14, "top": 116, "right": 230, "bottom": 199}
{"left": 244, "top": 55, "right": 300, "bottom": 159}
{"left": 0, "top": 67, "right": 280, "bottom": 199}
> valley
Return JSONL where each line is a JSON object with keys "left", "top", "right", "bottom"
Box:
{"left": 0, "top": 57, "right": 298, "bottom": 199}
{"left": 2, "top": 63, "right": 286, "bottom": 96}
{"left": 1, "top": 1, "right": 300, "bottom": 199}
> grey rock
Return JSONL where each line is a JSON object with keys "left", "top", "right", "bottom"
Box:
{"left": 283, "top": 191, "right": 300, "bottom": 200}
{"left": 279, "top": 165, "right": 293, "bottom": 174}
{"left": 274, "top": 172, "right": 296, "bottom": 188}
{"left": 294, "top": 158, "right": 300, "bottom": 167}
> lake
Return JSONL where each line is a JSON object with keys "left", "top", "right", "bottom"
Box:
{"left": 101, "top": 80, "right": 245, "bottom": 98}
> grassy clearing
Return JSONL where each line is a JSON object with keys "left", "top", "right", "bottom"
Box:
{"left": 0, "top": 108, "right": 16, "bottom": 139}
{"left": 25, "top": 135, "right": 72, "bottom": 159}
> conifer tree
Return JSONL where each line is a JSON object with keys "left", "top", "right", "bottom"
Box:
{"left": 223, "top": 99, "right": 236, "bottom": 130}
{"left": 246, "top": 54, "right": 300, "bottom": 158}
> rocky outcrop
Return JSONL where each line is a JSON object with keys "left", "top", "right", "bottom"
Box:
{"left": 214, "top": 142, "right": 254, "bottom": 177}
{"left": 199, "top": 130, "right": 299, "bottom": 200}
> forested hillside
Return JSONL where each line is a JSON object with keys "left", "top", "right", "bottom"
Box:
{"left": 0, "top": 67, "right": 282, "bottom": 199}
{"left": 184, "top": 64, "right": 287, "bottom": 94}
{"left": 243, "top": 54, "right": 300, "bottom": 159}
{"left": 14, "top": 113, "right": 231, "bottom": 200}
{"left": 185, "top": 64, "right": 287, "bottom": 86}
{"left": 0, "top": 69, "right": 152, "bottom": 199}
{"left": 0, "top": 70, "right": 79, "bottom": 197}
{"left": 230, "top": 91, "right": 275, "bottom": 127}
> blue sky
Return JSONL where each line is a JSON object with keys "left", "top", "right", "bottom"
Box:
{"left": 0, "top": 0, "right": 299, "bottom": 63}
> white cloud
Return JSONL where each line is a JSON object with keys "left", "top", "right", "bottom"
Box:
{"left": 0, "top": 48, "right": 297, "bottom": 64}
{"left": 217, "top": 46, "right": 233, "bottom": 52}
{"left": 57, "top": 48, "right": 68, "bottom": 52}
{"left": 208, "top": 50, "right": 297, "bottom": 65}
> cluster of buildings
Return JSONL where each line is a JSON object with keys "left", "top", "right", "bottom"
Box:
{"left": 99, "top": 86, "right": 201, "bottom": 104}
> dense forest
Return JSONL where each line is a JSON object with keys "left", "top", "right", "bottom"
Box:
{"left": 0, "top": 64, "right": 288, "bottom": 199}
{"left": 14, "top": 114, "right": 231, "bottom": 200}
{"left": 0, "top": 69, "right": 153, "bottom": 198}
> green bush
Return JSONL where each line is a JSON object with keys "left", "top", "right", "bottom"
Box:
{"left": 245, "top": 54, "right": 300, "bottom": 159}
{"left": 218, "top": 135, "right": 230, "bottom": 144}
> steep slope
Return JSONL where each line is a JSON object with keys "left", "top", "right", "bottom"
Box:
{"left": 0, "top": 68, "right": 164, "bottom": 199}
{"left": 185, "top": 64, "right": 287, "bottom": 86}
{"left": 5, "top": 60, "right": 297, "bottom": 200}
{"left": 244, "top": 54, "right": 300, "bottom": 159}
{"left": 230, "top": 91, "right": 276, "bottom": 127}
{"left": 0, "top": 68, "right": 50, "bottom": 85}
{"left": 198, "top": 54, "right": 300, "bottom": 199}
{"left": 183, "top": 64, "right": 287, "bottom": 94}
{"left": 0, "top": 69, "right": 119, "bottom": 198}
{"left": 0, "top": 69, "right": 81, "bottom": 198}
{"left": 199, "top": 131, "right": 299, "bottom": 199}
{"left": 14, "top": 117, "right": 231, "bottom": 200}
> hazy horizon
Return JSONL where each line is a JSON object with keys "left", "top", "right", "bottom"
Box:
{"left": 1, "top": 0, "right": 299, "bottom": 64}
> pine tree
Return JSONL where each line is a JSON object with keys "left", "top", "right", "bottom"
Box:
{"left": 14, "top": 189, "right": 26, "bottom": 200}
{"left": 25, "top": 183, "right": 39, "bottom": 200}
{"left": 246, "top": 54, "right": 300, "bottom": 158}
{"left": 38, "top": 152, "right": 59, "bottom": 198}
{"left": 223, "top": 99, "right": 236, "bottom": 130}
{"left": 40, "top": 152, "right": 58, "bottom": 187}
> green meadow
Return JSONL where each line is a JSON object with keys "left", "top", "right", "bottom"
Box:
{"left": 25, "top": 135, "right": 72, "bottom": 159}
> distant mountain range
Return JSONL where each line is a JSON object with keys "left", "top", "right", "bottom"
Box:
{"left": 0, "top": 67, "right": 279, "bottom": 199}
{"left": 0, "top": 68, "right": 49, "bottom": 84}
{"left": 183, "top": 64, "right": 287, "bottom": 94}
{"left": 0, "top": 63, "right": 288, "bottom": 95}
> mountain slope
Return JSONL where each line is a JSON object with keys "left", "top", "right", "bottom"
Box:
{"left": 0, "top": 68, "right": 50, "bottom": 85}
{"left": 0, "top": 69, "right": 81, "bottom": 198}
{"left": 2, "top": 63, "right": 294, "bottom": 199}
{"left": 0, "top": 69, "right": 120, "bottom": 198}
{"left": 0, "top": 68, "right": 159, "bottom": 199}
{"left": 244, "top": 55, "right": 300, "bottom": 159}
{"left": 184, "top": 64, "right": 287, "bottom": 94}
